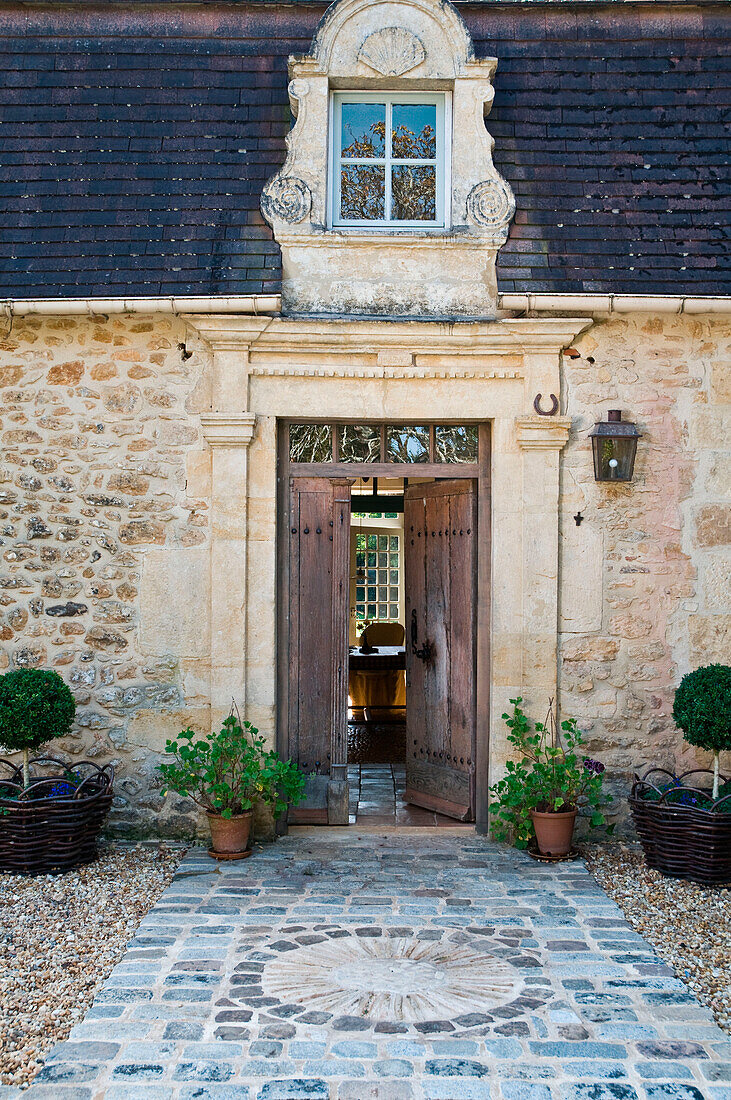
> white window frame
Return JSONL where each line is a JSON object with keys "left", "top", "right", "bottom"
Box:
{"left": 329, "top": 91, "right": 451, "bottom": 231}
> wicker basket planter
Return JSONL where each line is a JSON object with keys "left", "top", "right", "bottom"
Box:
{"left": 0, "top": 756, "right": 114, "bottom": 875}
{"left": 629, "top": 768, "right": 731, "bottom": 887}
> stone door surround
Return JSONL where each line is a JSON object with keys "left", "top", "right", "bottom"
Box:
{"left": 188, "top": 314, "right": 591, "bottom": 829}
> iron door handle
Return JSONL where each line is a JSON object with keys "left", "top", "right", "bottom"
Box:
{"left": 410, "top": 608, "right": 434, "bottom": 663}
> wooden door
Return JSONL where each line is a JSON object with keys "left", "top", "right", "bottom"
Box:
{"left": 288, "top": 477, "right": 351, "bottom": 824}
{"left": 404, "top": 480, "right": 477, "bottom": 821}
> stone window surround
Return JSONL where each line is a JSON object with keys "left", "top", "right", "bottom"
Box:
{"left": 260, "top": 0, "right": 516, "bottom": 317}
{"left": 187, "top": 313, "right": 592, "bottom": 829}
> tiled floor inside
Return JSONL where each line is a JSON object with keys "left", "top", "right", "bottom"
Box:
{"left": 20, "top": 830, "right": 731, "bottom": 1100}
{"left": 348, "top": 764, "right": 462, "bottom": 827}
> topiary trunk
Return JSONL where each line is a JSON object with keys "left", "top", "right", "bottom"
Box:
{"left": 713, "top": 751, "right": 719, "bottom": 800}
{"left": 23, "top": 748, "right": 30, "bottom": 790}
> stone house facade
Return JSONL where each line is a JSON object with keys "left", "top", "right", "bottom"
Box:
{"left": 0, "top": 0, "right": 728, "bottom": 835}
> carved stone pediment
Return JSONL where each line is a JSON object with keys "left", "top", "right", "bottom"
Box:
{"left": 261, "top": 0, "right": 515, "bottom": 318}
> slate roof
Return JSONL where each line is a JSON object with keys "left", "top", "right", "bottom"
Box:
{"left": 0, "top": 2, "right": 728, "bottom": 300}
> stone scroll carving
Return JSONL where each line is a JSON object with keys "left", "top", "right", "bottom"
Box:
{"left": 465, "top": 177, "right": 516, "bottom": 233}
{"left": 358, "top": 27, "right": 426, "bottom": 76}
{"left": 261, "top": 176, "right": 312, "bottom": 225}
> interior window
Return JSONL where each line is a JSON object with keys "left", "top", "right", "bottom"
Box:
{"left": 332, "top": 93, "right": 446, "bottom": 229}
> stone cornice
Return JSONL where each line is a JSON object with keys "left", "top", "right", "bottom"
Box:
{"left": 515, "top": 416, "right": 572, "bottom": 451}
{"left": 201, "top": 414, "right": 256, "bottom": 448}
{"left": 185, "top": 315, "right": 592, "bottom": 358}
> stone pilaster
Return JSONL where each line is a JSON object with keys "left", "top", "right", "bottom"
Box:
{"left": 516, "top": 415, "right": 572, "bottom": 720}
{"left": 201, "top": 413, "right": 256, "bottom": 733}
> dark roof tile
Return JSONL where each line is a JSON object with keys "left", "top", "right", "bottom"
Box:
{"left": 0, "top": 1, "right": 728, "bottom": 300}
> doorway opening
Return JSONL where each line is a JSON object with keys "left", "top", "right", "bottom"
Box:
{"left": 348, "top": 477, "right": 456, "bottom": 825}
{"left": 277, "top": 422, "right": 490, "bottom": 829}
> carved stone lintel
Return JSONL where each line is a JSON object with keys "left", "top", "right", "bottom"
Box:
{"left": 261, "top": 176, "right": 312, "bottom": 226}
{"left": 358, "top": 27, "right": 426, "bottom": 76}
{"left": 515, "top": 416, "right": 571, "bottom": 451}
{"left": 465, "top": 177, "right": 516, "bottom": 232}
{"left": 201, "top": 414, "right": 256, "bottom": 448}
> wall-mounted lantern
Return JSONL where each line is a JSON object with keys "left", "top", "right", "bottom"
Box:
{"left": 589, "top": 410, "right": 641, "bottom": 482}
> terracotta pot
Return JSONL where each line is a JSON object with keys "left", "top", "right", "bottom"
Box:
{"left": 207, "top": 811, "right": 252, "bottom": 856}
{"left": 530, "top": 808, "right": 577, "bottom": 856}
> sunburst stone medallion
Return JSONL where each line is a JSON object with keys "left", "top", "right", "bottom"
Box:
{"left": 245, "top": 926, "right": 542, "bottom": 1026}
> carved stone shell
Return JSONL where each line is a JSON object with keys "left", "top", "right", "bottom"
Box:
{"left": 261, "top": 176, "right": 312, "bottom": 226}
{"left": 465, "top": 177, "right": 516, "bottom": 231}
{"left": 358, "top": 27, "right": 426, "bottom": 77}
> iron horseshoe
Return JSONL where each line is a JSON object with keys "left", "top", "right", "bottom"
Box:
{"left": 533, "top": 393, "right": 559, "bottom": 416}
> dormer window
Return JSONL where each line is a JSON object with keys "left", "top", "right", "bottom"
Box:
{"left": 261, "top": 0, "right": 515, "bottom": 315}
{"left": 330, "top": 92, "right": 448, "bottom": 229}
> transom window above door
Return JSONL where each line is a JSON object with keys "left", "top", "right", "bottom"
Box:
{"left": 330, "top": 93, "right": 448, "bottom": 228}
{"left": 288, "top": 423, "right": 478, "bottom": 464}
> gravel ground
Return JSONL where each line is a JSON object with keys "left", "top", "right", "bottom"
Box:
{"left": 0, "top": 843, "right": 186, "bottom": 1090}
{"left": 585, "top": 842, "right": 731, "bottom": 1036}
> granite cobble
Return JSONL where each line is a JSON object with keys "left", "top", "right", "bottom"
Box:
{"left": 20, "top": 832, "right": 731, "bottom": 1099}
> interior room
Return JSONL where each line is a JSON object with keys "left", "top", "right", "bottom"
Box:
{"left": 346, "top": 477, "right": 454, "bottom": 826}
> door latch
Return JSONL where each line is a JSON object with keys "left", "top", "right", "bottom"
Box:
{"left": 411, "top": 608, "right": 434, "bottom": 663}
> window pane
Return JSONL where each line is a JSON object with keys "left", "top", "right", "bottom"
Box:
{"left": 390, "top": 568, "right": 398, "bottom": 583}
{"left": 386, "top": 425, "right": 430, "bottom": 463}
{"left": 390, "top": 586, "right": 399, "bottom": 601}
{"left": 341, "top": 102, "right": 385, "bottom": 158}
{"left": 367, "top": 552, "right": 376, "bottom": 566}
{"left": 378, "top": 586, "right": 387, "bottom": 601}
{"left": 367, "top": 535, "right": 377, "bottom": 549}
{"left": 367, "top": 586, "right": 376, "bottom": 600}
{"left": 340, "top": 424, "right": 381, "bottom": 462}
{"left": 389, "top": 604, "right": 399, "bottom": 618}
{"left": 289, "top": 423, "right": 332, "bottom": 462}
{"left": 391, "top": 166, "right": 435, "bottom": 221}
{"left": 367, "top": 604, "right": 376, "bottom": 618}
{"left": 341, "top": 166, "right": 385, "bottom": 220}
{"left": 389, "top": 554, "right": 399, "bottom": 568}
{"left": 378, "top": 536, "right": 388, "bottom": 550}
{"left": 389, "top": 536, "right": 399, "bottom": 551}
{"left": 356, "top": 586, "right": 365, "bottom": 601}
{"left": 392, "top": 103, "right": 436, "bottom": 159}
{"left": 435, "top": 425, "right": 479, "bottom": 463}
{"left": 377, "top": 606, "right": 387, "bottom": 619}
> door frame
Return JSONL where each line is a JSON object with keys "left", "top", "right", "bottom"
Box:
{"left": 277, "top": 420, "right": 492, "bottom": 830}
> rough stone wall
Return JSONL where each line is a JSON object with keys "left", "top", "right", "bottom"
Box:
{"left": 0, "top": 313, "right": 212, "bottom": 836}
{"left": 559, "top": 313, "right": 730, "bottom": 817}
{"left": 0, "top": 310, "right": 728, "bottom": 837}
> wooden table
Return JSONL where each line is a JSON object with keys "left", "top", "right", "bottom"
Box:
{"left": 349, "top": 645, "right": 406, "bottom": 672}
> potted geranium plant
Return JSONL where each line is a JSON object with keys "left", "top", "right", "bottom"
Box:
{"left": 489, "top": 698, "right": 613, "bottom": 857}
{"left": 630, "top": 663, "right": 731, "bottom": 886}
{"left": 0, "top": 668, "right": 114, "bottom": 874}
{"left": 158, "top": 712, "right": 306, "bottom": 858}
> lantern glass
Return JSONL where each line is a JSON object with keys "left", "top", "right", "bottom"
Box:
{"left": 589, "top": 411, "right": 640, "bottom": 482}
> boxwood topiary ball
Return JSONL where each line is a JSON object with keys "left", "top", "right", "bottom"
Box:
{"left": 0, "top": 668, "right": 76, "bottom": 755}
{"left": 672, "top": 663, "right": 731, "bottom": 756}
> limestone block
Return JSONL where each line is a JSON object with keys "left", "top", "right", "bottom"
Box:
{"left": 706, "top": 453, "right": 731, "bottom": 499}
{"left": 688, "top": 614, "right": 730, "bottom": 665}
{"left": 559, "top": 523, "right": 603, "bottom": 632}
{"left": 126, "top": 707, "right": 208, "bottom": 754}
{"left": 140, "top": 548, "right": 209, "bottom": 658}
{"left": 562, "top": 636, "right": 619, "bottom": 662}
{"left": 689, "top": 406, "right": 731, "bottom": 451}
{"left": 694, "top": 503, "right": 730, "bottom": 548}
{"left": 703, "top": 552, "right": 731, "bottom": 610}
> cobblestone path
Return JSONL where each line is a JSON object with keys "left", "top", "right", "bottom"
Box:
{"left": 21, "top": 831, "right": 731, "bottom": 1100}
